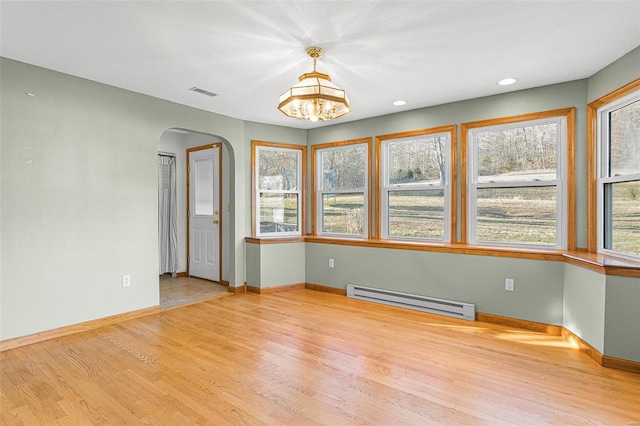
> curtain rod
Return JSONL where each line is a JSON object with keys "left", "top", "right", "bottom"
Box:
{"left": 158, "top": 151, "right": 176, "bottom": 157}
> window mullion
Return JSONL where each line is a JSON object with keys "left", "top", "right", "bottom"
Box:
{"left": 601, "top": 174, "right": 640, "bottom": 185}
{"left": 476, "top": 181, "right": 558, "bottom": 189}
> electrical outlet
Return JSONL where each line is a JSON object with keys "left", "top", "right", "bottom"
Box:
{"left": 329, "top": 258, "right": 335, "bottom": 268}
{"left": 122, "top": 275, "right": 131, "bottom": 287}
{"left": 505, "top": 278, "right": 514, "bottom": 291}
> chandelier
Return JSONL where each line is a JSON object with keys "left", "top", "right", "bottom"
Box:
{"left": 278, "top": 47, "right": 351, "bottom": 122}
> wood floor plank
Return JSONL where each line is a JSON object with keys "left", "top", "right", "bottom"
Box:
{"left": 1, "top": 289, "right": 640, "bottom": 425}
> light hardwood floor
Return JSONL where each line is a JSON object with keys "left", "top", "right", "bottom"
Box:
{"left": 2, "top": 290, "right": 639, "bottom": 425}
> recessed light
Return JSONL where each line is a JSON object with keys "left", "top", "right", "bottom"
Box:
{"left": 498, "top": 78, "right": 518, "bottom": 86}
{"left": 24, "top": 92, "right": 36, "bottom": 97}
{"left": 392, "top": 100, "right": 407, "bottom": 106}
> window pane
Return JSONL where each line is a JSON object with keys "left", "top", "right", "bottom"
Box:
{"left": 321, "top": 146, "right": 366, "bottom": 190}
{"left": 476, "top": 186, "right": 556, "bottom": 245}
{"left": 322, "top": 192, "right": 364, "bottom": 235}
{"left": 477, "top": 123, "right": 557, "bottom": 183}
{"left": 609, "top": 99, "right": 640, "bottom": 176}
{"left": 258, "top": 149, "right": 298, "bottom": 191}
{"left": 388, "top": 136, "right": 447, "bottom": 185}
{"left": 388, "top": 190, "right": 444, "bottom": 239}
{"left": 259, "top": 193, "right": 298, "bottom": 234}
{"left": 604, "top": 181, "right": 640, "bottom": 257}
{"left": 194, "top": 158, "right": 214, "bottom": 215}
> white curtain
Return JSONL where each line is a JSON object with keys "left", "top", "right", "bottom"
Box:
{"left": 158, "top": 155, "right": 179, "bottom": 275}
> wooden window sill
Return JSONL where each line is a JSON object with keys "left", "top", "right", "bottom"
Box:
{"left": 245, "top": 236, "right": 306, "bottom": 244}
{"left": 304, "top": 236, "right": 565, "bottom": 261}
{"left": 246, "top": 236, "right": 640, "bottom": 278}
{"left": 563, "top": 251, "right": 640, "bottom": 277}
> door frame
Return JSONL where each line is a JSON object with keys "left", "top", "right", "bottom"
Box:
{"left": 186, "top": 143, "right": 223, "bottom": 281}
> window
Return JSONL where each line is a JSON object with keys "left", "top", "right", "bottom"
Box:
{"left": 596, "top": 87, "right": 640, "bottom": 260}
{"left": 252, "top": 141, "right": 306, "bottom": 237}
{"left": 377, "top": 127, "right": 455, "bottom": 241}
{"left": 312, "top": 138, "right": 371, "bottom": 237}
{"left": 463, "top": 109, "right": 574, "bottom": 249}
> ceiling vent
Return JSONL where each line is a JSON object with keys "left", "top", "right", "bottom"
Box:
{"left": 189, "top": 87, "right": 218, "bottom": 97}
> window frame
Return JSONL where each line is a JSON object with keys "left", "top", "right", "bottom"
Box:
{"left": 461, "top": 109, "right": 575, "bottom": 250}
{"left": 251, "top": 140, "right": 306, "bottom": 238}
{"left": 375, "top": 126, "right": 456, "bottom": 242}
{"left": 311, "top": 138, "right": 372, "bottom": 238}
{"left": 594, "top": 85, "right": 640, "bottom": 261}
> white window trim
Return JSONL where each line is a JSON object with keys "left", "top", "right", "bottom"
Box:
{"left": 380, "top": 132, "right": 452, "bottom": 242}
{"left": 315, "top": 143, "right": 368, "bottom": 238}
{"left": 255, "top": 145, "right": 303, "bottom": 237}
{"left": 596, "top": 90, "right": 640, "bottom": 261}
{"left": 467, "top": 116, "right": 567, "bottom": 249}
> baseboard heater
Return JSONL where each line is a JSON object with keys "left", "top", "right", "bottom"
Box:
{"left": 346, "top": 284, "right": 476, "bottom": 321}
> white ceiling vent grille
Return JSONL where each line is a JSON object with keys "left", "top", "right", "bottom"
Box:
{"left": 189, "top": 87, "right": 218, "bottom": 97}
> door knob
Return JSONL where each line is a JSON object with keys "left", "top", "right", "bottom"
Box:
{"left": 214, "top": 210, "right": 219, "bottom": 215}
{"left": 212, "top": 219, "right": 219, "bottom": 224}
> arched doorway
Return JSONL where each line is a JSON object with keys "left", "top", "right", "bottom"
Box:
{"left": 158, "top": 129, "right": 234, "bottom": 309}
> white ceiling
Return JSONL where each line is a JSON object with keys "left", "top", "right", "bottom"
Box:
{"left": 1, "top": 1, "right": 639, "bottom": 129}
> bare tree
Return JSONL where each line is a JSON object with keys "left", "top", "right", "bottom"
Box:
{"left": 433, "top": 136, "right": 447, "bottom": 185}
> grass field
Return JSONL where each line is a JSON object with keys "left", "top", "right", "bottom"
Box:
{"left": 476, "top": 187, "right": 556, "bottom": 245}
{"left": 257, "top": 189, "right": 638, "bottom": 257}
{"left": 387, "top": 190, "right": 444, "bottom": 239}
{"left": 608, "top": 182, "right": 640, "bottom": 257}
{"left": 319, "top": 191, "right": 639, "bottom": 256}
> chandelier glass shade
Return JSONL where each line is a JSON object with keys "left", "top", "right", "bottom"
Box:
{"left": 278, "top": 47, "right": 351, "bottom": 122}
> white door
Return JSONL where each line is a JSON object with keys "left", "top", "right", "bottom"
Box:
{"left": 188, "top": 147, "right": 220, "bottom": 281}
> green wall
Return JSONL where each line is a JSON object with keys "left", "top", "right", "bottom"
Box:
{"left": 248, "top": 243, "right": 306, "bottom": 289}
{"left": 588, "top": 45, "right": 640, "bottom": 102}
{"left": 255, "top": 46, "right": 640, "bottom": 361}
{"left": 0, "top": 57, "right": 312, "bottom": 341}
{"left": 0, "top": 57, "right": 254, "bottom": 340}
{"left": 303, "top": 69, "right": 587, "bottom": 327}
{"left": 243, "top": 121, "right": 307, "bottom": 240}
{"left": 308, "top": 79, "right": 589, "bottom": 245}
{"left": 306, "top": 244, "right": 564, "bottom": 324}
{"left": 2, "top": 45, "right": 639, "bottom": 364}
{"left": 563, "top": 264, "right": 606, "bottom": 352}
{"left": 250, "top": 238, "right": 639, "bottom": 361}
{"left": 604, "top": 275, "right": 640, "bottom": 362}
